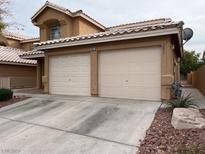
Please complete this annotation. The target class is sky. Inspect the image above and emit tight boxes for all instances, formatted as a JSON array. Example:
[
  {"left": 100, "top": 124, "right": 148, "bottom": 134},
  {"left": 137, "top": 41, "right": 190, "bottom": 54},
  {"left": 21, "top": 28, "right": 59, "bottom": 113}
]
[{"left": 6, "top": 0, "right": 205, "bottom": 56}]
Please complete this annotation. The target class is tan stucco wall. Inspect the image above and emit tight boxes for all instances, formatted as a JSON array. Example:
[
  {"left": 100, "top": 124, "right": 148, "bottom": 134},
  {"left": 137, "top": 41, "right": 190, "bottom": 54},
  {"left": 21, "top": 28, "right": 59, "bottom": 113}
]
[
  {"left": 0, "top": 64, "right": 37, "bottom": 77},
  {"left": 0, "top": 36, "right": 39, "bottom": 51},
  {"left": 33, "top": 8, "right": 104, "bottom": 41},
  {"left": 72, "top": 18, "right": 80, "bottom": 36},
  {"left": 0, "top": 37, "right": 21, "bottom": 49},
  {"left": 36, "top": 59, "right": 44, "bottom": 89},
  {"left": 42, "top": 36, "right": 179, "bottom": 100},
  {"left": 35, "top": 8, "right": 73, "bottom": 41},
  {"left": 20, "top": 40, "right": 39, "bottom": 51},
  {"left": 10, "top": 77, "right": 36, "bottom": 89},
  {"left": 78, "top": 17, "right": 103, "bottom": 36},
  {"left": 6, "top": 38, "right": 21, "bottom": 49},
  {"left": 0, "top": 64, "right": 37, "bottom": 88}
]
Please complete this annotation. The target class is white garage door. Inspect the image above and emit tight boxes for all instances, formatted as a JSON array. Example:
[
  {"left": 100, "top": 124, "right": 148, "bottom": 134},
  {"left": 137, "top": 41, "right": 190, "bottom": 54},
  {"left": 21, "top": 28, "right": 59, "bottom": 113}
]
[
  {"left": 99, "top": 47, "right": 161, "bottom": 101},
  {"left": 49, "top": 53, "right": 90, "bottom": 96}
]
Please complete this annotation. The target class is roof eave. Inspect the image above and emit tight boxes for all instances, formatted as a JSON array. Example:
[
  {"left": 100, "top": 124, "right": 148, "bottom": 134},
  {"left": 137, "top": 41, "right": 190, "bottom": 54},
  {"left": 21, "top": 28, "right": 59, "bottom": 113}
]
[
  {"left": 0, "top": 61, "right": 37, "bottom": 66},
  {"left": 4, "top": 35, "right": 24, "bottom": 41},
  {"left": 31, "top": 3, "right": 105, "bottom": 30},
  {"left": 20, "top": 38, "right": 40, "bottom": 43},
  {"left": 31, "top": 3, "right": 72, "bottom": 22},
  {"left": 20, "top": 53, "right": 45, "bottom": 59},
  {"left": 35, "top": 28, "right": 180, "bottom": 50}
]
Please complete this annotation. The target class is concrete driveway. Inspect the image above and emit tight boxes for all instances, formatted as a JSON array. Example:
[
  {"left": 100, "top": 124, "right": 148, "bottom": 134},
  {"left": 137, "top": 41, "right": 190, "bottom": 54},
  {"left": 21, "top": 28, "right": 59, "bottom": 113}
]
[
  {"left": 182, "top": 88, "right": 205, "bottom": 109},
  {"left": 0, "top": 95, "right": 161, "bottom": 154}
]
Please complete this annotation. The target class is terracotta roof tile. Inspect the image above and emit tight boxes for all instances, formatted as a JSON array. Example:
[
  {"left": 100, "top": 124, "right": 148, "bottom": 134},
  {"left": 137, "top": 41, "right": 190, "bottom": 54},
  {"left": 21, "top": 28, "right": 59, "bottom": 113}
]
[
  {"left": 32, "top": 1, "right": 105, "bottom": 29},
  {"left": 0, "top": 46, "right": 37, "bottom": 65},
  {"left": 107, "top": 18, "right": 172, "bottom": 30},
  {"left": 3, "top": 31, "right": 34, "bottom": 41},
  {"left": 44, "top": 1, "right": 73, "bottom": 14},
  {"left": 35, "top": 19, "right": 183, "bottom": 47},
  {"left": 19, "top": 50, "right": 44, "bottom": 58}
]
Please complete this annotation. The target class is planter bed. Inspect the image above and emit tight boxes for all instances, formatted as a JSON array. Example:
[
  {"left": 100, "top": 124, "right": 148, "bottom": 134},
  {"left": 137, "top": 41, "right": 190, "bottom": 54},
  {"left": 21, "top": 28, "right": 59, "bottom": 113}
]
[{"left": 139, "top": 108, "right": 205, "bottom": 154}]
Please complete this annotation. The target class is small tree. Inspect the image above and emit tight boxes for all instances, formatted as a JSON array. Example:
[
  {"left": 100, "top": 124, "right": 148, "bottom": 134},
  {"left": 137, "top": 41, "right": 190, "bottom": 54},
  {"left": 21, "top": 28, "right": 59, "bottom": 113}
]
[
  {"left": 0, "top": 0, "right": 9, "bottom": 35},
  {"left": 180, "top": 50, "right": 205, "bottom": 78},
  {"left": 0, "top": 0, "right": 24, "bottom": 37}
]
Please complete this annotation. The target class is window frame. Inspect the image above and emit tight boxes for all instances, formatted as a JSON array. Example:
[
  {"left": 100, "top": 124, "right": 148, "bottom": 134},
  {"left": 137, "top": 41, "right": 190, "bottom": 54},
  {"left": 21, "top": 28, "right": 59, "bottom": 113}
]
[{"left": 50, "top": 23, "right": 61, "bottom": 40}]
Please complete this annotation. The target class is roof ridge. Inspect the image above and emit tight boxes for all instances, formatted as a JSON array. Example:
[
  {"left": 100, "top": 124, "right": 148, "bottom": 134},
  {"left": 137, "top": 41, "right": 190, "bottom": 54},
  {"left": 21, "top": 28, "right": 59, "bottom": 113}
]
[
  {"left": 108, "top": 21, "right": 178, "bottom": 32},
  {"left": 107, "top": 18, "right": 172, "bottom": 29},
  {"left": 35, "top": 20, "right": 181, "bottom": 47},
  {"left": 0, "top": 45, "right": 24, "bottom": 52},
  {"left": 3, "top": 31, "right": 35, "bottom": 40},
  {"left": 32, "top": 1, "right": 105, "bottom": 29},
  {"left": 45, "top": 1, "right": 72, "bottom": 14}
]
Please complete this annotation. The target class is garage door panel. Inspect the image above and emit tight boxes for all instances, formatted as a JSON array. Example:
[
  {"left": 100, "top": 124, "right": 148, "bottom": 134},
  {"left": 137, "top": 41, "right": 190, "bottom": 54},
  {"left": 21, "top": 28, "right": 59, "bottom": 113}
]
[
  {"left": 100, "top": 73, "right": 160, "bottom": 85},
  {"left": 100, "top": 87, "right": 160, "bottom": 100},
  {"left": 101, "top": 62, "right": 160, "bottom": 73},
  {"left": 49, "top": 53, "right": 90, "bottom": 96},
  {"left": 99, "top": 47, "right": 161, "bottom": 100},
  {"left": 50, "top": 87, "right": 90, "bottom": 95},
  {"left": 51, "top": 66, "right": 90, "bottom": 72}
]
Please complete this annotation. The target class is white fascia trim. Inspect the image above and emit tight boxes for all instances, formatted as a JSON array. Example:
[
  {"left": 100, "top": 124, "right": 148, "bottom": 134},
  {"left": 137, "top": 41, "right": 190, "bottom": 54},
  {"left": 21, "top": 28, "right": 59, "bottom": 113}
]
[
  {"left": 20, "top": 38, "right": 40, "bottom": 43},
  {"left": 36, "top": 28, "right": 180, "bottom": 50},
  {"left": 20, "top": 53, "right": 45, "bottom": 59},
  {"left": 0, "top": 61, "right": 37, "bottom": 66},
  {"left": 4, "top": 35, "right": 23, "bottom": 41}
]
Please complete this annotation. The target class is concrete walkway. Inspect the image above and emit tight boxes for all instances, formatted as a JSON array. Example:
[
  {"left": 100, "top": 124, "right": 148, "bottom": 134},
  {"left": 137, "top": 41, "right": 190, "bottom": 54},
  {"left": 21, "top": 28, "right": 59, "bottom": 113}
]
[
  {"left": 182, "top": 88, "right": 205, "bottom": 109},
  {"left": 0, "top": 95, "right": 161, "bottom": 154}
]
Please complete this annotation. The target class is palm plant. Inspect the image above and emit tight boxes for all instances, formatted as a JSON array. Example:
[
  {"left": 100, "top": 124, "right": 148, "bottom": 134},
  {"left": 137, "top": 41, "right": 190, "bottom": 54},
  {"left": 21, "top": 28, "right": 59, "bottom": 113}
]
[{"left": 167, "top": 94, "right": 198, "bottom": 110}]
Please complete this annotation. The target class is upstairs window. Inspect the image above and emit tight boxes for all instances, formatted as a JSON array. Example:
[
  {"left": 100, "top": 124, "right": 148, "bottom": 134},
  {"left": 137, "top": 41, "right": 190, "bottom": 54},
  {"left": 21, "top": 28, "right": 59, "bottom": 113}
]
[{"left": 50, "top": 23, "right": 61, "bottom": 40}]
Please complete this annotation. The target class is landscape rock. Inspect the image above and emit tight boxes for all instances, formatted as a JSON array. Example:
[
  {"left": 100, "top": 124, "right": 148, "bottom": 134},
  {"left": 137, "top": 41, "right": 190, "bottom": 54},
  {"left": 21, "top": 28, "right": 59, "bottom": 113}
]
[{"left": 171, "top": 108, "right": 205, "bottom": 129}]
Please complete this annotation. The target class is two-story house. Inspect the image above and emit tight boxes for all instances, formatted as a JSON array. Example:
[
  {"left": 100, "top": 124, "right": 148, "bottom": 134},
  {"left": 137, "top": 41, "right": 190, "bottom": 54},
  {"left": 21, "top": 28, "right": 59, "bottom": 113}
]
[
  {"left": 0, "top": 32, "right": 39, "bottom": 89},
  {"left": 21, "top": 1, "right": 184, "bottom": 100}
]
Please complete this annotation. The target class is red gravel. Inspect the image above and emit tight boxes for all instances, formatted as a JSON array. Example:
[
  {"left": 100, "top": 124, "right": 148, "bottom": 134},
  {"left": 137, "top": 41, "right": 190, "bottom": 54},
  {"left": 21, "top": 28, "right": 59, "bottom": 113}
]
[
  {"left": 0, "top": 96, "right": 29, "bottom": 108},
  {"left": 138, "top": 108, "right": 205, "bottom": 154}
]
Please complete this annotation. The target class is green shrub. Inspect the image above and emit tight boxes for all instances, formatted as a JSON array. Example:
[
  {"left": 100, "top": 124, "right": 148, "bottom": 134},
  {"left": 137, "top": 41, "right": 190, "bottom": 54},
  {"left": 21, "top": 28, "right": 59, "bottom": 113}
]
[
  {"left": 0, "top": 88, "right": 13, "bottom": 101},
  {"left": 167, "top": 94, "right": 198, "bottom": 110}
]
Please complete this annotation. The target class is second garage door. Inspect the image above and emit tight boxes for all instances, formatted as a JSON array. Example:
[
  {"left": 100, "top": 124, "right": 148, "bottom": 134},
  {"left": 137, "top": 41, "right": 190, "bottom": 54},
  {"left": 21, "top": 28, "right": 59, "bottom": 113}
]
[
  {"left": 99, "top": 47, "right": 161, "bottom": 101},
  {"left": 49, "top": 53, "right": 90, "bottom": 96}
]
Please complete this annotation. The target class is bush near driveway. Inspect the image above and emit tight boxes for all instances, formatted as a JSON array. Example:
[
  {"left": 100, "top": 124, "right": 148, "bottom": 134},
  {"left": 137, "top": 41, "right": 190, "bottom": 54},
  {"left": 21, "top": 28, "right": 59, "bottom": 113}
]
[
  {"left": 0, "top": 88, "right": 13, "bottom": 101},
  {"left": 167, "top": 94, "right": 198, "bottom": 110}
]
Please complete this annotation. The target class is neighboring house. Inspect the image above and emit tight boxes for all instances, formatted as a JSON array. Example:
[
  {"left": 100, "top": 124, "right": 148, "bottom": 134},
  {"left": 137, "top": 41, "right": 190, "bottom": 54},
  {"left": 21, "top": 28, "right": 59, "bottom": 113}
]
[
  {"left": 0, "top": 31, "right": 40, "bottom": 50},
  {"left": 0, "top": 32, "right": 38, "bottom": 89},
  {"left": 21, "top": 1, "right": 184, "bottom": 100}
]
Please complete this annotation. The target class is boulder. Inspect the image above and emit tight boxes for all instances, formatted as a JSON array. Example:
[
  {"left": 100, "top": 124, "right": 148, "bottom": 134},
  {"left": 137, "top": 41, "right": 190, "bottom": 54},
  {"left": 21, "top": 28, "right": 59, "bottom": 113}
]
[{"left": 171, "top": 108, "right": 205, "bottom": 129}]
